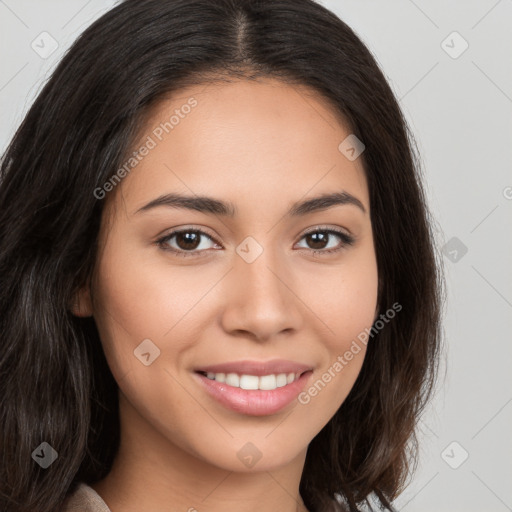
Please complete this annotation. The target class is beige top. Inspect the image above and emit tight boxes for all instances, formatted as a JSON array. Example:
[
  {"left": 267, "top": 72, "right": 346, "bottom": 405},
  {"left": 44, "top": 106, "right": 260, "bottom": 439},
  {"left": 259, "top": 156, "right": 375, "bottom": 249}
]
[{"left": 63, "top": 482, "right": 111, "bottom": 512}]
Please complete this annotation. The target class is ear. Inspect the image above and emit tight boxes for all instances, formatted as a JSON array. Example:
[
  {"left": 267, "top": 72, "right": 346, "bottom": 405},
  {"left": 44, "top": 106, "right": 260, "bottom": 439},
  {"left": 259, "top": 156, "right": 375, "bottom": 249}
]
[{"left": 70, "top": 285, "right": 93, "bottom": 317}]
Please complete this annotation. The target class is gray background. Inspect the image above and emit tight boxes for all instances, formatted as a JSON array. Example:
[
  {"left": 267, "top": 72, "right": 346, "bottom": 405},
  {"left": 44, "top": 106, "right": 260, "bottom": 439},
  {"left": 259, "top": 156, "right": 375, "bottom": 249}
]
[{"left": 1, "top": 1, "right": 511, "bottom": 511}]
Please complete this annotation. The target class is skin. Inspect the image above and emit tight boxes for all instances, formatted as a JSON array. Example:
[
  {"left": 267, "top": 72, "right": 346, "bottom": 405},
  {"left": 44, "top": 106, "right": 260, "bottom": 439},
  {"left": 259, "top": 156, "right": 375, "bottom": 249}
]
[{"left": 73, "top": 78, "right": 379, "bottom": 512}]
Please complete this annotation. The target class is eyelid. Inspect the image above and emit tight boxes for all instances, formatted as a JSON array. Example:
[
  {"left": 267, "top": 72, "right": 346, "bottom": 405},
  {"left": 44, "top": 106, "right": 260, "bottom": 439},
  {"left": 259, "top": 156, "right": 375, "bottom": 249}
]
[
  {"left": 155, "top": 225, "right": 219, "bottom": 245},
  {"left": 301, "top": 224, "right": 352, "bottom": 238}
]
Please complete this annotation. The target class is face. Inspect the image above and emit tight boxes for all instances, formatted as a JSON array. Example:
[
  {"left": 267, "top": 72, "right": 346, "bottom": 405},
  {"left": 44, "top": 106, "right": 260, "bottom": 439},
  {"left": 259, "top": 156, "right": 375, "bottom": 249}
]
[{"left": 77, "top": 78, "right": 378, "bottom": 474}]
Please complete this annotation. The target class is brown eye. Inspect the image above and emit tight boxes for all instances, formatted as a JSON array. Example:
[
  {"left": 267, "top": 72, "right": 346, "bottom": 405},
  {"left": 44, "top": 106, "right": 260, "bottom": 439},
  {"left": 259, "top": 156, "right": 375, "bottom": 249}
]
[
  {"left": 174, "top": 231, "right": 202, "bottom": 251},
  {"left": 296, "top": 228, "right": 355, "bottom": 255},
  {"left": 157, "top": 228, "right": 220, "bottom": 257}
]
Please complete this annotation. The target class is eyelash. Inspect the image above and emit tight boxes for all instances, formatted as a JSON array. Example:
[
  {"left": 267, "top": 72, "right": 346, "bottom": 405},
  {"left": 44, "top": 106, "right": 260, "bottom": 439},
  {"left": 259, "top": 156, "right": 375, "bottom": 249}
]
[{"left": 155, "top": 226, "right": 355, "bottom": 258}]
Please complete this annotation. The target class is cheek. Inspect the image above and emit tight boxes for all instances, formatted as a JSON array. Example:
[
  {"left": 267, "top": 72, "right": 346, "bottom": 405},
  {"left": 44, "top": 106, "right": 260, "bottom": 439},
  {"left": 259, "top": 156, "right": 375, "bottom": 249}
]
[
  {"left": 296, "top": 251, "right": 378, "bottom": 411},
  {"left": 305, "top": 251, "right": 379, "bottom": 349},
  {"left": 91, "top": 240, "right": 219, "bottom": 382},
  {"left": 93, "top": 245, "right": 187, "bottom": 340},
  {"left": 90, "top": 242, "right": 171, "bottom": 381},
  {"left": 330, "top": 271, "right": 378, "bottom": 343}
]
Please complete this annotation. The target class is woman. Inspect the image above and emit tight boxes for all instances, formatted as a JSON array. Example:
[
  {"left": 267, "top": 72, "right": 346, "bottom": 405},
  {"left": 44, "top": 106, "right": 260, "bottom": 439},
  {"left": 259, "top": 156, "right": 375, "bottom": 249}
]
[{"left": 0, "top": 0, "right": 444, "bottom": 511}]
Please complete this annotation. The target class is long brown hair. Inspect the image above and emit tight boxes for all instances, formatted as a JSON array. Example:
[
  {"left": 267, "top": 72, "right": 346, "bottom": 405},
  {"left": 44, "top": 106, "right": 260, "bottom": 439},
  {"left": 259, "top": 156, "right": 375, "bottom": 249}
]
[{"left": 0, "top": 1, "right": 444, "bottom": 510}]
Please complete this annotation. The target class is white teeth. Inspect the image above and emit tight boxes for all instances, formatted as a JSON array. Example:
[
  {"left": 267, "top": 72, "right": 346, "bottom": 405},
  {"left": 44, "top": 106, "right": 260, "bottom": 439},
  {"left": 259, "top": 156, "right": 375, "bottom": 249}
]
[
  {"left": 239, "top": 374, "right": 259, "bottom": 390},
  {"left": 202, "top": 371, "right": 301, "bottom": 390},
  {"left": 259, "top": 374, "right": 276, "bottom": 390},
  {"left": 225, "top": 373, "right": 240, "bottom": 387},
  {"left": 276, "top": 374, "right": 288, "bottom": 387},
  {"left": 207, "top": 371, "right": 226, "bottom": 383}
]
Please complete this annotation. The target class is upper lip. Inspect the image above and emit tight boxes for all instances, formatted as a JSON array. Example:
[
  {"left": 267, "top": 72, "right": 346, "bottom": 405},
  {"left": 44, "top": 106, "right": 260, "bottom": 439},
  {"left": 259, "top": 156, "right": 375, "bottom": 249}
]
[{"left": 194, "top": 359, "right": 313, "bottom": 376}]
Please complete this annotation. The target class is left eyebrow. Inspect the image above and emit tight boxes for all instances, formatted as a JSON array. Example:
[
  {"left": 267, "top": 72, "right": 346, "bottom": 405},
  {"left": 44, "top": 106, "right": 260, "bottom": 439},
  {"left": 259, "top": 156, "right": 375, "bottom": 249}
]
[
  {"left": 134, "top": 191, "right": 366, "bottom": 217},
  {"left": 287, "top": 191, "right": 366, "bottom": 216}
]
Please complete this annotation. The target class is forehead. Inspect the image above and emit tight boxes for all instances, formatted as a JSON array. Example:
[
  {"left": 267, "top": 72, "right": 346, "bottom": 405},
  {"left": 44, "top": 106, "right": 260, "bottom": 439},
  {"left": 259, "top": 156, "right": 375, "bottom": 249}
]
[{"left": 113, "top": 78, "right": 369, "bottom": 217}]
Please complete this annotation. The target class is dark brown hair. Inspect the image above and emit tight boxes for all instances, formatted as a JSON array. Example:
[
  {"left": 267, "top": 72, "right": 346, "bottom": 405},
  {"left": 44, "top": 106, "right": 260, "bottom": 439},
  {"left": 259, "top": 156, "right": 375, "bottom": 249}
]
[{"left": 0, "top": 1, "right": 444, "bottom": 511}]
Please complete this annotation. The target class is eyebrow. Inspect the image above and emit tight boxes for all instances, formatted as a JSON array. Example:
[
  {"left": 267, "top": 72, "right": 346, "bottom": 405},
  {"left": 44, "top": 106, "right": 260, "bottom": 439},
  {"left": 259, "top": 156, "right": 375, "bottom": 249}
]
[{"left": 134, "top": 191, "right": 366, "bottom": 217}]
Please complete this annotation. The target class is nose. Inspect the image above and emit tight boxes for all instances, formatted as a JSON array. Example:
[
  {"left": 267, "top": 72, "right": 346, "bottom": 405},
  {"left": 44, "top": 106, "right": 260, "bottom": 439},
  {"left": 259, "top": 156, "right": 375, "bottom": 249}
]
[{"left": 219, "top": 246, "right": 304, "bottom": 342}]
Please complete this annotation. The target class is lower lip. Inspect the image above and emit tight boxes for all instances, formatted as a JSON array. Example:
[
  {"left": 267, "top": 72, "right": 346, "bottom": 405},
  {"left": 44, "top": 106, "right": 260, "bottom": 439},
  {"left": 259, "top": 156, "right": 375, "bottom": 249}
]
[{"left": 193, "top": 371, "right": 313, "bottom": 416}]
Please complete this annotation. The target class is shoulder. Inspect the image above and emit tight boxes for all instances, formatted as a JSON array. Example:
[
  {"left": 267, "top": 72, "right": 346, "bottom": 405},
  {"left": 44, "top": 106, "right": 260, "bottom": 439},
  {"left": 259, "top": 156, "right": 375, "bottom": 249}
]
[{"left": 62, "top": 482, "right": 111, "bottom": 512}]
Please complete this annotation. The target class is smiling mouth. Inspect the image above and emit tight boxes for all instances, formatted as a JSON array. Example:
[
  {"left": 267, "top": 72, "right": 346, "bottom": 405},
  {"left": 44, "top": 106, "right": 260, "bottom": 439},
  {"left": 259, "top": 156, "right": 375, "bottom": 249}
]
[{"left": 195, "top": 370, "right": 311, "bottom": 391}]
